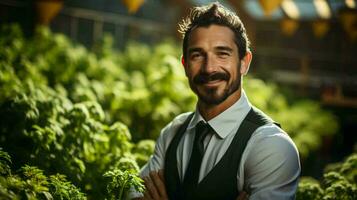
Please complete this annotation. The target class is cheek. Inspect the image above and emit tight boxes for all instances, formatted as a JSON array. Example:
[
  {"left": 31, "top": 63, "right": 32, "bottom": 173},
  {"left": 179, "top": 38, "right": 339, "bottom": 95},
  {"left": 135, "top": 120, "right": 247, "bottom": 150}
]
[
  {"left": 226, "top": 61, "right": 240, "bottom": 76},
  {"left": 236, "top": 62, "right": 241, "bottom": 76},
  {"left": 184, "top": 68, "right": 196, "bottom": 81},
  {"left": 185, "top": 64, "right": 200, "bottom": 77}
]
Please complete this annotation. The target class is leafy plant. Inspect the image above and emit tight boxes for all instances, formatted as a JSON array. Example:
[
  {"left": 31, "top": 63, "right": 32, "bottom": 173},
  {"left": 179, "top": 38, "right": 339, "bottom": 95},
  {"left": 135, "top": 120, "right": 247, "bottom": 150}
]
[
  {"left": 296, "top": 153, "right": 357, "bottom": 200},
  {"left": 104, "top": 157, "right": 144, "bottom": 200},
  {"left": 0, "top": 24, "right": 145, "bottom": 199},
  {"left": 132, "top": 140, "right": 155, "bottom": 167},
  {"left": 0, "top": 149, "right": 86, "bottom": 200},
  {"left": 297, "top": 177, "right": 324, "bottom": 200}
]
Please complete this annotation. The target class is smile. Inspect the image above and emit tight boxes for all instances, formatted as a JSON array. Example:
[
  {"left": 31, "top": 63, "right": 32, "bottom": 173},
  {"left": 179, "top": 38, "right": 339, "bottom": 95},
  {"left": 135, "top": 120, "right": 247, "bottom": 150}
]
[{"left": 202, "top": 79, "right": 225, "bottom": 87}]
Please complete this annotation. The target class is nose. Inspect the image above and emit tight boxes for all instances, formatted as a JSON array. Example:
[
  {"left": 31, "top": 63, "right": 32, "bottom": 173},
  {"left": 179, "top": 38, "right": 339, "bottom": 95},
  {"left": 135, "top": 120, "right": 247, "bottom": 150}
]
[{"left": 202, "top": 53, "right": 218, "bottom": 74}]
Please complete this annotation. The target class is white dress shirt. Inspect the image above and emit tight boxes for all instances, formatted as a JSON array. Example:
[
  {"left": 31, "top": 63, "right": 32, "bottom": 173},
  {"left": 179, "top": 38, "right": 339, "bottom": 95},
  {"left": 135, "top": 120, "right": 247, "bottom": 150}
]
[{"left": 129, "top": 90, "right": 301, "bottom": 200}]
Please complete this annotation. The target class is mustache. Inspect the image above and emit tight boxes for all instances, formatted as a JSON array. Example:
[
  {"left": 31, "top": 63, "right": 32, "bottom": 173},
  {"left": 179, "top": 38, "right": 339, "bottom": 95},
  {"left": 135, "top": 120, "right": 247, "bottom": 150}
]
[{"left": 193, "top": 72, "right": 230, "bottom": 84}]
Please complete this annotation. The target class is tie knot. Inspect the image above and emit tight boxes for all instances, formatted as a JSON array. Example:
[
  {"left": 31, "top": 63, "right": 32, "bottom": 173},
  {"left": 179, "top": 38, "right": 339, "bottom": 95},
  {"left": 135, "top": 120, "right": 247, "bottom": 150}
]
[{"left": 195, "top": 121, "right": 212, "bottom": 142}]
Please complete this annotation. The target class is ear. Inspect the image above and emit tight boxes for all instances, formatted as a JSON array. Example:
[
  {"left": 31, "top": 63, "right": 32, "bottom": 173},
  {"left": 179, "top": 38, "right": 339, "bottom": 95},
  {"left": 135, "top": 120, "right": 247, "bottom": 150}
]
[
  {"left": 181, "top": 55, "right": 185, "bottom": 67},
  {"left": 240, "top": 51, "right": 252, "bottom": 75},
  {"left": 181, "top": 55, "right": 189, "bottom": 76}
]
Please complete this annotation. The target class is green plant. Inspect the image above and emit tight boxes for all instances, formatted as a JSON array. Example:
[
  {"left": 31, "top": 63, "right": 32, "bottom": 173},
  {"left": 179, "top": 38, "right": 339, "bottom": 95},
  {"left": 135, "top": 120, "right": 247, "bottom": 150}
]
[
  {"left": 0, "top": 149, "right": 86, "bottom": 200},
  {"left": 0, "top": 24, "right": 144, "bottom": 198},
  {"left": 132, "top": 140, "right": 155, "bottom": 167},
  {"left": 104, "top": 157, "right": 144, "bottom": 200},
  {"left": 296, "top": 153, "right": 357, "bottom": 200},
  {"left": 297, "top": 177, "right": 324, "bottom": 200},
  {"left": 243, "top": 77, "right": 338, "bottom": 158}
]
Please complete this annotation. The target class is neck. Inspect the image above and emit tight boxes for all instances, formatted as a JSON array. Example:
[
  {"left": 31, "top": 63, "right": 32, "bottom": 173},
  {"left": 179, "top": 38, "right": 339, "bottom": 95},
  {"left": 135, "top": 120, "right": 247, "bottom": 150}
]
[{"left": 198, "top": 88, "right": 242, "bottom": 121}]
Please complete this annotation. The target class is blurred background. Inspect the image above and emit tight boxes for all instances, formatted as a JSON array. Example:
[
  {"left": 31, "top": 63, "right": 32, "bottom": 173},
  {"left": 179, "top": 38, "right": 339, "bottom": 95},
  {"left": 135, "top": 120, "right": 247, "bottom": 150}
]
[{"left": 0, "top": 0, "right": 356, "bottom": 199}]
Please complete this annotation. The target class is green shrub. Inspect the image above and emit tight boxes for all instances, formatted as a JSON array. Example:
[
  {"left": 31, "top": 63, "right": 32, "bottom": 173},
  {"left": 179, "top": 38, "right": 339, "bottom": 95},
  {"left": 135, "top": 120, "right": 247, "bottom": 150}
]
[
  {"left": 0, "top": 149, "right": 86, "bottom": 200},
  {"left": 297, "top": 153, "right": 357, "bottom": 200}
]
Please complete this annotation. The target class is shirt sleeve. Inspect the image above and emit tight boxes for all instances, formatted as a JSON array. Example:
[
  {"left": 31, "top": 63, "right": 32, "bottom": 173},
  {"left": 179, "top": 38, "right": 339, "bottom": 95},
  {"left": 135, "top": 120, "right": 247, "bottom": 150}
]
[{"left": 243, "top": 125, "right": 301, "bottom": 200}]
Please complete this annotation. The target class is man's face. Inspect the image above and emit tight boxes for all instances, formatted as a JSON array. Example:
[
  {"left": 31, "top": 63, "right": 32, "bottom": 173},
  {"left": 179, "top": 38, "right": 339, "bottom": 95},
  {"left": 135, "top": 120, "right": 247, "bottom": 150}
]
[{"left": 185, "top": 25, "right": 241, "bottom": 105}]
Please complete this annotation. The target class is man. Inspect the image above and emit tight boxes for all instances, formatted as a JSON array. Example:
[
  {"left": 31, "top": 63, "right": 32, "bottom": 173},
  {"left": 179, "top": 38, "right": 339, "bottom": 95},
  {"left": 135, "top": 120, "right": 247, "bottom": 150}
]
[{"left": 130, "top": 3, "right": 300, "bottom": 200}]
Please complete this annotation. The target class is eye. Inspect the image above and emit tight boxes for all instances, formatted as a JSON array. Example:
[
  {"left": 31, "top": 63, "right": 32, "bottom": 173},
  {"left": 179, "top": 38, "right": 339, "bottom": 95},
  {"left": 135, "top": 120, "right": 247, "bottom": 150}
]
[
  {"left": 190, "top": 52, "right": 203, "bottom": 60},
  {"left": 217, "top": 51, "right": 230, "bottom": 58}
]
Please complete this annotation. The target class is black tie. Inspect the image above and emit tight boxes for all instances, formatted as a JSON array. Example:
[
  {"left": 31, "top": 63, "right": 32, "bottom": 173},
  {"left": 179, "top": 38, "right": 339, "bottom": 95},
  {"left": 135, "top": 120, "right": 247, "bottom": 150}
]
[{"left": 182, "top": 121, "right": 212, "bottom": 197}]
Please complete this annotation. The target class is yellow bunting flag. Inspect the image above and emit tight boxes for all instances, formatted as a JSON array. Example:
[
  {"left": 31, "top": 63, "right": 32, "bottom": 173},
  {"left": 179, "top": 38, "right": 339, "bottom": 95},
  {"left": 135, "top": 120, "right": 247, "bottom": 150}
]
[
  {"left": 339, "top": 9, "right": 357, "bottom": 41},
  {"left": 122, "top": 0, "right": 145, "bottom": 14},
  {"left": 312, "top": 20, "right": 330, "bottom": 39},
  {"left": 258, "top": 0, "right": 283, "bottom": 16},
  {"left": 35, "top": 0, "right": 64, "bottom": 25},
  {"left": 281, "top": 18, "right": 299, "bottom": 36}
]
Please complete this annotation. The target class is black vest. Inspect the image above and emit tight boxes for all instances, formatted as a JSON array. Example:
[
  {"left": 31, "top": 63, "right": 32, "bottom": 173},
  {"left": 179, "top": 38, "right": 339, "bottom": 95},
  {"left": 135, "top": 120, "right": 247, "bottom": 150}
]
[{"left": 164, "top": 107, "right": 279, "bottom": 200}]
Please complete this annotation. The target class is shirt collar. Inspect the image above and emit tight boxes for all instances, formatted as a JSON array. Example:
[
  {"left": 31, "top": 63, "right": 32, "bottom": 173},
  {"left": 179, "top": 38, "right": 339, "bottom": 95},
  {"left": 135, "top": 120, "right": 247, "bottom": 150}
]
[{"left": 187, "top": 90, "right": 252, "bottom": 139}]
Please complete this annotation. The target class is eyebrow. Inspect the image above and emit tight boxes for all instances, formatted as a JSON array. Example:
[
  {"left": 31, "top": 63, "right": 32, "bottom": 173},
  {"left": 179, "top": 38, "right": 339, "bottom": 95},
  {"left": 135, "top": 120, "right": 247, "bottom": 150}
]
[
  {"left": 188, "top": 47, "right": 203, "bottom": 54},
  {"left": 215, "top": 46, "right": 233, "bottom": 52},
  {"left": 188, "top": 46, "right": 233, "bottom": 54}
]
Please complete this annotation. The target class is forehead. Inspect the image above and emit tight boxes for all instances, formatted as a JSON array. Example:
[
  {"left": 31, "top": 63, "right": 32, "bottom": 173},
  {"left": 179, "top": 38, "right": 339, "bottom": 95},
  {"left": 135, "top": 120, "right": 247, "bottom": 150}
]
[{"left": 187, "top": 24, "right": 237, "bottom": 50}]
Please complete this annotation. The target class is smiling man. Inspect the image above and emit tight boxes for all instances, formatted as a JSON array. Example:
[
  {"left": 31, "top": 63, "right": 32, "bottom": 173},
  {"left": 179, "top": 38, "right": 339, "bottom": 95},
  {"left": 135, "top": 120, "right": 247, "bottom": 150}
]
[{"left": 130, "top": 3, "right": 300, "bottom": 200}]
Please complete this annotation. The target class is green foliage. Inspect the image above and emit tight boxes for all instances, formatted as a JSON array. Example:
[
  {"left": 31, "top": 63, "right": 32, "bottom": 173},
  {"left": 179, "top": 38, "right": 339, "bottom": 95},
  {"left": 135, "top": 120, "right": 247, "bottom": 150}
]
[
  {"left": 0, "top": 23, "right": 343, "bottom": 198},
  {"left": 0, "top": 24, "right": 196, "bottom": 141},
  {"left": 297, "top": 177, "right": 324, "bottom": 200},
  {"left": 0, "top": 150, "right": 12, "bottom": 176},
  {"left": 132, "top": 140, "right": 155, "bottom": 167},
  {"left": 104, "top": 157, "right": 144, "bottom": 200},
  {"left": 328, "top": 153, "right": 357, "bottom": 184},
  {"left": 96, "top": 38, "right": 196, "bottom": 140},
  {"left": 0, "top": 149, "right": 86, "bottom": 200},
  {"left": 0, "top": 24, "right": 147, "bottom": 199},
  {"left": 323, "top": 172, "right": 356, "bottom": 200},
  {"left": 296, "top": 153, "right": 357, "bottom": 200},
  {"left": 49, "top": 174, "right": 87, "bottom": 200},
  {"left": 0, "top": 75, "right": 133, "bottom": 198},
  {"left": 243, "top": 77, "right": 338, "bottom": 158}
]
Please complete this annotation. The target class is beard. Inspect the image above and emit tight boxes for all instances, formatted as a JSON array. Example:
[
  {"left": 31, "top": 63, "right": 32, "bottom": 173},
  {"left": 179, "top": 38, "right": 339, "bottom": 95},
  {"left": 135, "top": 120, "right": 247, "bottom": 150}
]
[{"left": 189, "top": 67, "right": 241, "bottom": 105}]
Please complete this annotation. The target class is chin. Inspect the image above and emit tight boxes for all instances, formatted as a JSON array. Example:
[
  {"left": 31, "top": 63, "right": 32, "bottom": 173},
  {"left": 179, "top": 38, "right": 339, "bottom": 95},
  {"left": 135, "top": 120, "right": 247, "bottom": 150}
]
[{"left": 198, "top": 91, "right": 229, "bottom": 105}]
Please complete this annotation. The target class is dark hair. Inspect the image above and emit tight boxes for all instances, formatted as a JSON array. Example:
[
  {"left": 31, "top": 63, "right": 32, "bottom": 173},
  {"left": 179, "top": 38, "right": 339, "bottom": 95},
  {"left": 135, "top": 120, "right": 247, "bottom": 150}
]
[{"left": 179, "top": 2, "right": 250, "bottom": 60}]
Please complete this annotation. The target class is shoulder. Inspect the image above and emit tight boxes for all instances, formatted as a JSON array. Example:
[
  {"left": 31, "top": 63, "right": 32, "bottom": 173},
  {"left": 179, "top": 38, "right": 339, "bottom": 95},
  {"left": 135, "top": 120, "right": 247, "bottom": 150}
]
[
  {"left": 157, "top": 112, "right": 193, "bottom": 149},
  {"left": 244, "top": 123, "right": 300, "bottom": 174},
  {"left": 247, "top": 106, "right": 278, "bottom": 127},
  {"left": 244, "top": 106, "right": 294, "bottom": 153},
  {"left": 170, "top": 112, "right": 194, "bottom": 128},
  {"left": 250, "top": 123, "right": 299, "bottom": 156}
]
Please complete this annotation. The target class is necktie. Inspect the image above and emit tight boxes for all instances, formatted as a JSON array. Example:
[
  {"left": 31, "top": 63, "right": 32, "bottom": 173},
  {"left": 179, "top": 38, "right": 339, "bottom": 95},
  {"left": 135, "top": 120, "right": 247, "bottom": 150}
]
[{"left": 182, "top": 121, "right": 212, "bottom": 197}]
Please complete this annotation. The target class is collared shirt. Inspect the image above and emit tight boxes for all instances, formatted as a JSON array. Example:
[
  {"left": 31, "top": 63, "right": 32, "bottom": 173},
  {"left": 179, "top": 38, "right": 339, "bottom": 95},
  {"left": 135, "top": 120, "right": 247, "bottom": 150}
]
[{"left": 129, "top": 90, "right": 301, "bottom": 200}]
